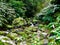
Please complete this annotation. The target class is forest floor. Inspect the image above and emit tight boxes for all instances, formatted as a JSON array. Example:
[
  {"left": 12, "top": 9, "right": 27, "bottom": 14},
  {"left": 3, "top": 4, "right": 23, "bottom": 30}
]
[{"left": 0, "top": 22, "right": 50, "bottom": 45}]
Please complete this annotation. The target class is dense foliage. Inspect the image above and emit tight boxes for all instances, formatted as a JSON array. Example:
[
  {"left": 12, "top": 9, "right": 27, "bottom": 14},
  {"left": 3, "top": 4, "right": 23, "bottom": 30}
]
[{"left": 0, "top": 0, "right": 60, "bottom": 45}]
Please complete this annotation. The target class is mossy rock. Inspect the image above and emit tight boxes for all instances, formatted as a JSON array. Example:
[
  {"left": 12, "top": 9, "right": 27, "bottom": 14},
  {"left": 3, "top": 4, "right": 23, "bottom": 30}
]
[{"left": 12, "top": 17, "right": 26, "bottom": 27}]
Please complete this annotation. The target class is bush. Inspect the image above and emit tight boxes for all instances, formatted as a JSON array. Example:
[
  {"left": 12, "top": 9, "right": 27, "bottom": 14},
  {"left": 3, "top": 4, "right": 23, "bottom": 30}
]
[
  {"left": 0, "top": 2, "right": 16, "bottom": 28},
  {"left": 9, "top": 0, "right": 26, "bottom": 17},
  {"left": 36, "top": 4, "right": 59, "bottom": 24}
]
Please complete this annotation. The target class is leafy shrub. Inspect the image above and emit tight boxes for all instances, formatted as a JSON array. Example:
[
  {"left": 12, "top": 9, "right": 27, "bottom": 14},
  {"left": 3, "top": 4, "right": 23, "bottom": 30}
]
[
  {"left": 46, "top": 22, "right": 60, "bottom": 30},
  {"left": 9, "top": 0, "right": 26, "bottom": 17},
  {"left": 48, "top": 26, "right": 60, "bottom": 45},
  {"left": 36, "top": 4, "right": 59, "bottom": 24},
  {"left": 0, "top": 2, "right": 17, "bottom": 28},
  {"left": 9, "top": 0, "right": 45, "bottom": 17}
]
